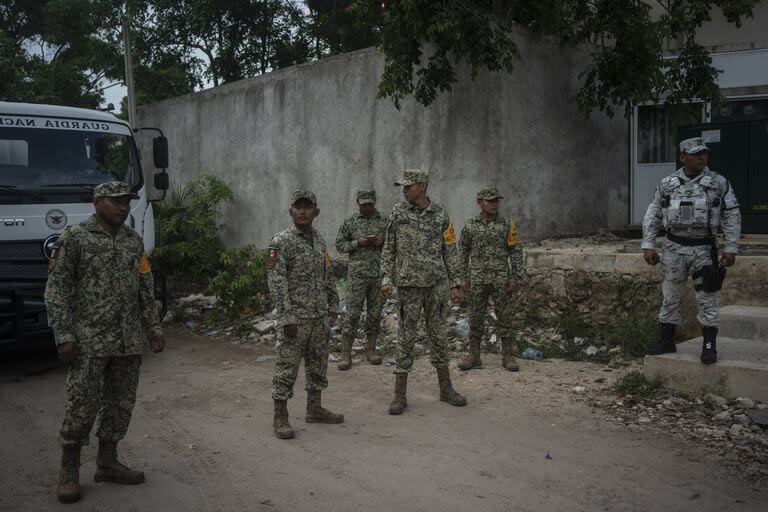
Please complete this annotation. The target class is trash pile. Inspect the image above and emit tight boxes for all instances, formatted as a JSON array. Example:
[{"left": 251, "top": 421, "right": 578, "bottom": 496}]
[{"left": 168, "top": 280, "right": 633, "bottom": 368}]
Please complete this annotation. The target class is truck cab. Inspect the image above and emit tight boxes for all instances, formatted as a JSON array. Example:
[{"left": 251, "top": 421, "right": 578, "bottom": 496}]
[{"left": 0, "top": 102, "right": 168, "bottom": 349}]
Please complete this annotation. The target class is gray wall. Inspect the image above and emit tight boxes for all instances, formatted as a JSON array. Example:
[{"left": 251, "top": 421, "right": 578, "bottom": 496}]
[{"left": 137, "top": 37, "right": 629, "bottom": 253}]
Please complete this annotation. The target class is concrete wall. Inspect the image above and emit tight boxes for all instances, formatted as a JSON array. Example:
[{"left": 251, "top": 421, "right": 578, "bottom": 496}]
[{"left": 137, "top": 36, "right": 629, "bottom": 252}]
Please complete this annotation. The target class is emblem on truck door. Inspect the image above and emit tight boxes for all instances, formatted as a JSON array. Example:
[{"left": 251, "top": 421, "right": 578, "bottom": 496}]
[{"left": 45, "top": 209, "right": 67, "bottom": 230}]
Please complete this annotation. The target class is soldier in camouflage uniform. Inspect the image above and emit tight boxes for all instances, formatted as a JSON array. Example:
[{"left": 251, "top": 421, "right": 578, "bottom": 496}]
[
  {"left": 380, "top": 169, "right": 467, "bottom": 415},
  {"left": 267, "top": 190, "right": 344, "bottom": 439},
  {"left": 45, "top": 181, "right": 165, "bottom": 504},
  {"left": 335, "top": 189, "right": 388, "bottom": 370},
  {"left": 642, "top": 137, "right": 741, "bottom": 364},
  {"left": 458, "top": 187, "right": 524, "bottom": 372}
]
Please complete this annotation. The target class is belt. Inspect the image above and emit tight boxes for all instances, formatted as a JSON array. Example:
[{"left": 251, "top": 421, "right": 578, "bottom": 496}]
[{"left": 666, "top": 233, "right": 715, "bottom": 246}]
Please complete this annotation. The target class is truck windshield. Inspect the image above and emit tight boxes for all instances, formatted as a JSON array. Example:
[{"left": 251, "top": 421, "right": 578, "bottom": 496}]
[{"left": 0, "top": 126, "right": 141, "bottom": 204}]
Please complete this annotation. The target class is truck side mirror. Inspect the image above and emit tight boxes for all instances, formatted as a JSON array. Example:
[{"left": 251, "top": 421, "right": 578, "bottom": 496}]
[
  {"left": 154, "top": 172, "right": 169, "bottom": 191},
  {"left": 153, "top": 136, "right": 168, "bottom": 169}
]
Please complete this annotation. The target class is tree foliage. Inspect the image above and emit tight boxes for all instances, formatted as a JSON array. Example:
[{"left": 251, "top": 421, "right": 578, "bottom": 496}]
[{"left": 364, "top": 0, "right": 762, "bottom": 117}]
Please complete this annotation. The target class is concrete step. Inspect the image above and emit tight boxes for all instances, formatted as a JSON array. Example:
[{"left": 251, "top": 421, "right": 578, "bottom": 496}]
[
  {"left": 644, "top": 337, "right": 768, "bottom": 402},
  {"left": 720, "top": 305, "right": 768, "bottom": 341}
]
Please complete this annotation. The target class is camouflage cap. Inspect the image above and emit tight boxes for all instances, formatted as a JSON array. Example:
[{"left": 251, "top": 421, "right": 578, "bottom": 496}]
[
  {"left": 394, "top": 168, "right": 429, "bottom": 186},
  {"left": 477, "top": 187, "right": 503, "bottom": 200},
  {"left": 680, "top": 137, "right": 709, "bottom": 154},
  {"left": 356, "top": 188, "right": 376, "bottom": 204},
  {"left": 92, "top": 181, "right": 139, "bottom": 200},
  {"left": 290, "top": 189, "right": 317, "bottom": 206}
]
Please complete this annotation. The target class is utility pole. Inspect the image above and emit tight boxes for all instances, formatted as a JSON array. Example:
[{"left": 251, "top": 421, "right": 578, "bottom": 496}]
[{"left": 122, "top": 17, "right": 136, "bottom": 128}]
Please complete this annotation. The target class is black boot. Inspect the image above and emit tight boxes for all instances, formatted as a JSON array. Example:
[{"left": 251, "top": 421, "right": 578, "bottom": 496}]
[
  {"left": 701, "top": 326, "right": 718, "bottom": 365},
  {"left": 645, "top": 323, "right": 677, "bottom": 355}
]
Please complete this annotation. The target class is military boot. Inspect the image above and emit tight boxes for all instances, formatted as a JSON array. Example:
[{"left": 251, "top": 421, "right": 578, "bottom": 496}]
[
  {"left": 57, "top": 445, "right": 81, "bottom": 504},
  {"left": 337, "top": 337, "right": 353, "bottom": 371},
  {"left": 645, "top": 323, "right": 677, "bottom": 355},
  {"left": 457, "top": 339, "right": 482, "bottom": 370},
  {"left": 273, "top": 399, "right": 295, "bottom": 439},
  {"left": 305, "top": 391, "right": 344, "bottom": 423},
  {"left": 388, "top": 374, "right": 408, "bottom": 415},
  {"left": 501, "top": 339, "right": 520, "bottom": 371},
  {"left": 436, "top": 367, "right": 467, "bottom": 406},
  {"left": 365, "top": 335, "right": 382, "bottom": 365},
  {"left": 94, "top": 440, "right": 145, "bottom": 485},
  {"left": 701, "top": 326, "right": 718, "bottom": 365}
]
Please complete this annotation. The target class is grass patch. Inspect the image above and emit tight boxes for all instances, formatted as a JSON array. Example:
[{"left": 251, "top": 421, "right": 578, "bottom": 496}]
[
  {"left": 614, "top": 371, "right": 664, "bottom": 398},
  {"left": 603, "top": 308, "right": 657, "bottom": 358},
  {"left": 552, "top": 308, "right": 590, "bottom": 340}
]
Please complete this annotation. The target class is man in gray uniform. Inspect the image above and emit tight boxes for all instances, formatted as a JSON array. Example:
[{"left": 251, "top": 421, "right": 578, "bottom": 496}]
[{"left": 642, "top": 137, "right": 741, "bottom": 364}]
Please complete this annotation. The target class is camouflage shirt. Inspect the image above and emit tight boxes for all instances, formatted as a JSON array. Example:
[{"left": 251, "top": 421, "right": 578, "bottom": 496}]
[
  {"left": 380, "top": 199, "right": 461, "bottom": 288},
  {"left": 459, "top": 215, "right": 524, "bottom": 284},
  {"left": 642, "top": 167, "right": 741, "bottom": 253},
  {"left": 267, "top": 225, "right": 340, "bottom": 326},
  {"left": 335, "top": 211, "right": 388, "bottom": 280},
  {"left": 44, "top": 215, "right": 162, "bottom": 356}
]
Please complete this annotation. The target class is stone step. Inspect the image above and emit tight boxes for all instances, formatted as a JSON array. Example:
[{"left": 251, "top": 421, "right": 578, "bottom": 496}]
[
  {"left": 644, "top": 337, "right": 768, "bottom": 403},
  {"left": 720, "top": 305, "right": 768, "bottom": 341}
]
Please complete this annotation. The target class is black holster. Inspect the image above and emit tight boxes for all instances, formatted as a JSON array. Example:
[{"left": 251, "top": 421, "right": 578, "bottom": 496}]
[{"left": 693, "top": 246, "right": 726, "bottom": 293}]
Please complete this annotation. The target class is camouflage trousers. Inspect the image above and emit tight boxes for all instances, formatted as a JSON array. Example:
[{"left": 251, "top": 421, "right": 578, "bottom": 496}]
[
  {"left": 659, "top": 242, "right": 719, "bottom": 327},
  {"left": 394, "top": 286, "right": 449, "bottom": 374},
  {"left": 272, "top": 317, "right": 330, "bottom": 401},
  {"left": 342, "top": 276, "right": 384, "bottom": 344},
  {"left": 468, "top": 282, "right": 515, "bottom": 342},
  {"left": 60, "top": 355, "right": 142, "bottom": 447}
]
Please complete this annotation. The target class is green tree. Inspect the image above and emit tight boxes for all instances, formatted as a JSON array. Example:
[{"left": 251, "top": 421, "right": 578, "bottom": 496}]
[
  {"left": 359, "top": 0, "right": 761, "bottom": 117},
  {"left": 147, "top": 0, "right": 312, "bottom": 87},
  {"left": 303, "top": 0, "right": 379, "bottom": 58},
  {"left": 0, "top": 0, "right": 124, "bottom": 107}
]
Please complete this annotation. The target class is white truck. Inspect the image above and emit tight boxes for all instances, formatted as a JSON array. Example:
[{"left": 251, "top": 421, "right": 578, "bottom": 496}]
[{"left": 0, "top": 101, "right": 169, "bottom": 349}]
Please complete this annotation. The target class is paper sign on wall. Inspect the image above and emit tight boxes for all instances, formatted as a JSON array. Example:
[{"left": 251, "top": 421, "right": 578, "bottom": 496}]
[{"left": 701, "top": 129, "right": 721, "bottom": 143}]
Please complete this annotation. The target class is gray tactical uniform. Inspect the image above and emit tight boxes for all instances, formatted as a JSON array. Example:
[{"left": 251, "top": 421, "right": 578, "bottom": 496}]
[{"left": 642, "top": 167, "right": 741, "bottom": 327}]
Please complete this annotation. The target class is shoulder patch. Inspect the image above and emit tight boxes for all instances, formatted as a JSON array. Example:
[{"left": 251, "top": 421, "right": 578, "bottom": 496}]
[
  {"left": 506, "top": 223, "right": 521, "bottom": 246},
  {"left": 443, "top": 219, "right": 457, "bottom": 245},
  {"left": 138, "top": 253, "right": 152, "bottom": 273},
  {"left": 266, "top": 247, "right": 278, "bottom": 270},
  {"left": 324, "top": 250, "right": 332, "bottom": 271}
]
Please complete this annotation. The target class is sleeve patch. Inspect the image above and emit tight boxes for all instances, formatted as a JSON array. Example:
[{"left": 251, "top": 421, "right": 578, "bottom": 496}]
[
  {"left": 443, "top": 219, "right": 457, "bottom": 245},
  {"left": 138, "top": 254, "right": 152, "bottom": 273},
  {"left": 324, "top": 250, "right": 332, "bottom": 271},
  {"left": 506, "top": 223, "right": 521, "bottom": 246},
  {"left": 266, "top": 247, "right": 278, "bottom": 270},
  {"left": 48, "top": 247, "right": 58, "bottom": 271}
]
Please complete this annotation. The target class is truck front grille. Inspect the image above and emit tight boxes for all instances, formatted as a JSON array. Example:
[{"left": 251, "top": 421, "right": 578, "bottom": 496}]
[{"left": 0, "top": 241, "right": 48, "bottom": 281}]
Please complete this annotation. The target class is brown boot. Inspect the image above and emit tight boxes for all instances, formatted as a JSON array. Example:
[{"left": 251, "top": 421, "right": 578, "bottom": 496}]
[
  {"left": 337, "top": 337, "right": 352, "bottom": 371},
  {"left": 273, "top": 399, "right": 295, "bottom": 439},
  {"left": 94, "top": 440, "right": 145, "bottom": 485},
  {"left": 305, "top": 391, "right": 344, "bottom": 423},
  {"left": 436, "top": 367, "right": 467, "bottom": 406},
  {"left": 457, "top": 339, "right": 482, "bottom": 370},
  {"left": 501, "top": 339, "right": 520, "bottom": 371},
  {"left": 57, "top": 445, "right": 81, "bottom": 504},
  {"left": 365, "top": 335, "right": 382, "bottom": 365},
  {"left": 388, "top": 373, "right": 408, "bottom": 415}
]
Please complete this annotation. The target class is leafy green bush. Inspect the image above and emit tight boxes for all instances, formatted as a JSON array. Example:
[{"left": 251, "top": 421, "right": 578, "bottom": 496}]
[
  {"left": 208, "top": 245, "right": 269, "bottom": 320},
  {"left": 153, "top": 175, "right": 234, "bottom": 279}
]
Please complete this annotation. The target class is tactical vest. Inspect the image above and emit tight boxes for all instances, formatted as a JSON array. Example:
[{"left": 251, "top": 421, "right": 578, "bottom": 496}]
[{"left": 661, "top": 174, "right": 722, "bottom": 236}]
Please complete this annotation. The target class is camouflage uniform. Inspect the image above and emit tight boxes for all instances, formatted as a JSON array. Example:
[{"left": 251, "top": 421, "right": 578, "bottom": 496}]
[
  {"left": 458, "top": 187, "right": 524, "bottom": 370},
  {"left": 335, "top": 189, "right": 388, "bottom": 366},
  {"left": 642, "top": 137, "right": 741, "bottom": 363},
  {"left": 45, "top": 184, "right": 161, "bottom": 448},
  {"left": 380, "top": 171, "right": 462, "bottom": 374},
  {"left": 267, "top": 205, "right": 340, "bottom": 401}
]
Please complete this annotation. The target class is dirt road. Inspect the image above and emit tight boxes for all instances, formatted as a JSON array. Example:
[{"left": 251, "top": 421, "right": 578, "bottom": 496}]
[{"left": 1, "top": 327, "right": 765, "bottom": 511}]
